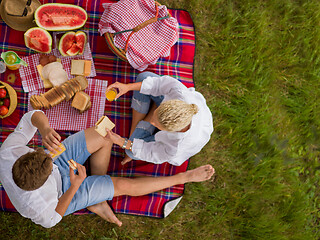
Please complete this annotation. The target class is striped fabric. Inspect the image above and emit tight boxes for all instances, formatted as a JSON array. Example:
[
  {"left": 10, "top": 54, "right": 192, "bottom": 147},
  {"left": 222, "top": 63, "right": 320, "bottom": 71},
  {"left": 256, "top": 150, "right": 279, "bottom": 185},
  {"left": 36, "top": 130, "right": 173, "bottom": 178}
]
[
  {"left": 99, "top": 0, "right": 179, "bottom": 71},
  {"left": 0, "top": 0, "right": 195, "bottom": 219}
]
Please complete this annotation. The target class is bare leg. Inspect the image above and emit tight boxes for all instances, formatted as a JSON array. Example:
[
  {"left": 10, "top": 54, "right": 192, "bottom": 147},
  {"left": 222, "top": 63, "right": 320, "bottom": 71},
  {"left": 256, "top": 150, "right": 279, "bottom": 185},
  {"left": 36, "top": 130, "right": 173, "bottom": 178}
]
[
  {"left": 129, "top": 109, "right": 146, "bottom": 137},
  {"left": 83, "top": 127, "right": 122, "bottom": 226},
  {"left": 143, "top": 102, "right": 157, "bottom": 124},
  {"left": 129, "top": 102, "right": 158, "bottom": 136},
  {"left": 84, "top": 126, "right": 113, "bottom": 175},
  {"left": 123, "top": 102, "right": 159, "bottom": 164},
  {"left": 122, "top": 103, "right": 156, "bottom": 165},
  {"left": 112, "top": 165, "right": 215, "bottom": 197}
]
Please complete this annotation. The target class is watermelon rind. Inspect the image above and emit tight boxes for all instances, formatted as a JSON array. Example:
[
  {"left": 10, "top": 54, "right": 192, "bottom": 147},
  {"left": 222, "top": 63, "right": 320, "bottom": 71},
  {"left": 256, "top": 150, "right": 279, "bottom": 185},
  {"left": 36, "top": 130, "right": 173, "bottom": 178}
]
[
  {"left": 75, "top": 31, "right": 87, "bottom": 55},
  {"left": 24, "top": 27, "right": 52, "bottom": 54},
  {"left": 34, "top": 3, "right": 88, "bottom": 31},
  {"left": 58, "top": 32, "right": 76, "bottom": 56}
]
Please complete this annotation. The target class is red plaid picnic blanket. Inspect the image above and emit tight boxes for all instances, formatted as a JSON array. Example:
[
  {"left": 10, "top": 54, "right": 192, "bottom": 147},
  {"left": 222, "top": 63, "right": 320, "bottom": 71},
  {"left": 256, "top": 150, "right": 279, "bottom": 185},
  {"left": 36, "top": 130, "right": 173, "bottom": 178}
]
[
  {"left": 0, "top": 0, "right": 195, "bottom": 219},
  {"left": 99, "top": 0, "right": 179, "bottom": 71},
  {"left": 19, "top": 46, "right": 96, "bottom": 92},
  {"left": 28, "top": 78, "right": 107, "bottom": 131}
]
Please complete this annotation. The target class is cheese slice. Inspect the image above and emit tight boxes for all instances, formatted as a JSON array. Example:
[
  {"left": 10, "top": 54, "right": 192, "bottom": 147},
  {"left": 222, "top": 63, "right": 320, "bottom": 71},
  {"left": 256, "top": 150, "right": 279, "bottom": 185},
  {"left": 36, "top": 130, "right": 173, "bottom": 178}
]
[
  {"left": 71, "top": 60, "right": 85, "bottom": 76},
  {"left": 84, "top": 60, "right": 92, "bottom": 76},
  {"left": 95, "top": 116, "right": 115, "bottom": 137},
  {"left": 48, "top": 143, "right": 66, "bottom": 158}
]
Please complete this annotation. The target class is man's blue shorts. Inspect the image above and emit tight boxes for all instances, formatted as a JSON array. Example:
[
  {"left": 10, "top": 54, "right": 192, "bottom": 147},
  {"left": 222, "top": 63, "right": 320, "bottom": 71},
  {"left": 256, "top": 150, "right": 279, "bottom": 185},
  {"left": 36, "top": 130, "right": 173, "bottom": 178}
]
[{"left": 54, "top": 130, "right": 114, "bottom": 216}]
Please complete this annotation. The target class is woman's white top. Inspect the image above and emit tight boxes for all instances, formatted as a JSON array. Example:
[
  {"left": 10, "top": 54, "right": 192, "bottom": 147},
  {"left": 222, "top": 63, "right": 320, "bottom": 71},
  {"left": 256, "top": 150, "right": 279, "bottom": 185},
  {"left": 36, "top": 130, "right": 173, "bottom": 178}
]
[
  {"left": 132, "top": 76, "right": 214, "bottom": 166},
  {"left": 0, "top": 110, "right": 63, "bottom": 228}
]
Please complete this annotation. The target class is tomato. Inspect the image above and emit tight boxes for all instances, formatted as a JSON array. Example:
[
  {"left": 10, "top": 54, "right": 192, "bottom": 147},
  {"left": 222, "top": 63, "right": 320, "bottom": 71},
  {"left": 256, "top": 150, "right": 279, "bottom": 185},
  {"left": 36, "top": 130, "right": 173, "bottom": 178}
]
[
  {"left": 0, "top": 88, "right": 7, "bottom": 98},
  {"left": 3, "top": 98, "right": 10, "bottom": 108},
  {"left": 0, "top": 105, "right": 9, "bottom": 116}
]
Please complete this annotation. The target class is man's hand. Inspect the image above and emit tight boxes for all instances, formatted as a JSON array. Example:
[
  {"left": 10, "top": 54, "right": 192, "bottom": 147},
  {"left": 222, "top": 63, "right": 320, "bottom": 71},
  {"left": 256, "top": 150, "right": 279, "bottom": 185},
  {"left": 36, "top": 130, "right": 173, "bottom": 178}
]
[
  {"left": 69, "top": 162, "right": 86, "bottom": 188},
  {"left": 40, "top": 127, "right": 61, "bottom": 153},
  {"left": 56, "top": 162, "right": 86, "bottom": 217}
]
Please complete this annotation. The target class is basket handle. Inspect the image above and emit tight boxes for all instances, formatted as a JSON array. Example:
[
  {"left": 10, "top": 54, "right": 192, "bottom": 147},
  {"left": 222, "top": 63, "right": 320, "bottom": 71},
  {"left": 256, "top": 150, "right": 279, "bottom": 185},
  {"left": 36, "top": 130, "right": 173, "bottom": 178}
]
[{"left": 112, "top": 3, "right": 171, "bottom": 52}]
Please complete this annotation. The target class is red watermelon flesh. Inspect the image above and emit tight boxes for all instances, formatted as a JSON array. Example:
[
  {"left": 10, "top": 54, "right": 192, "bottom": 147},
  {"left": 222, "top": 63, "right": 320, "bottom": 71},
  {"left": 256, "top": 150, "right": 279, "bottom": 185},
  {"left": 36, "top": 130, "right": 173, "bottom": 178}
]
[
  {"left": 35, "top": 4, "right": 88, "bottom": 31},
  {"left": 75, "top": 31, "right": 87, "bottom": 54},
  {"left": 24, "top": 27, "right": 52, "bottom": 54}
]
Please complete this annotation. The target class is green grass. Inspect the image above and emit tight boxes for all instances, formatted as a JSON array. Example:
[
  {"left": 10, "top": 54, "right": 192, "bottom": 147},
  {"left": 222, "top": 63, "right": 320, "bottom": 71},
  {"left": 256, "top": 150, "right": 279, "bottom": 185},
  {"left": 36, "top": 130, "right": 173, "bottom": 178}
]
[{"left": 1, "top": 0, "right": 320, "bottom": 239}]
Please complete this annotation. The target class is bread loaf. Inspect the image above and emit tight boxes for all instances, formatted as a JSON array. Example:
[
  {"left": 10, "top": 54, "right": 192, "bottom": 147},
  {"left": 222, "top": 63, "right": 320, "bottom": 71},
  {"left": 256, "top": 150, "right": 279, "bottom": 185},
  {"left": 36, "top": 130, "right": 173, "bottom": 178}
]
[{"left": 30, "top": 77, "right": 89, "bottom": 110}]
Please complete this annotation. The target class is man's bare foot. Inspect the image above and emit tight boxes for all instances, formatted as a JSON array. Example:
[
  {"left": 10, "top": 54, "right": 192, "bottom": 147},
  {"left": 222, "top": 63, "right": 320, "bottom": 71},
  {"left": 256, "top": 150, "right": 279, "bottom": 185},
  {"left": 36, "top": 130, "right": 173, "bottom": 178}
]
[
  {"left": 87, "top": 201, "right": 122, "bottom": 227},
  {"left": 121, "top": 155, "right": 133, "bottom": 165},
  {"left": 185, "top": 165, "right": 215, "bottom": 183}
]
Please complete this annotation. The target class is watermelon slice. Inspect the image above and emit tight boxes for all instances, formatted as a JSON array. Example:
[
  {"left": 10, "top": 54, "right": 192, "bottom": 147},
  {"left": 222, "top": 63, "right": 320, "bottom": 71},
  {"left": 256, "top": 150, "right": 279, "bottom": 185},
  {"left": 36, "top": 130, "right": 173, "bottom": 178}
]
[
  {"left": 24, "top": 27, "right": 52, "bottom": 54},
  {"left": 58, "top": 32, "right": 76, "bottom": 56},
  {"left": 35, "top": 3, "right": 88, "bottom": 31},
  {"left": 66, "top": 44, "right": 80, "bottom": 56},
  {"left": 59, "top": 31, "right": 87, "bottom": 56}
]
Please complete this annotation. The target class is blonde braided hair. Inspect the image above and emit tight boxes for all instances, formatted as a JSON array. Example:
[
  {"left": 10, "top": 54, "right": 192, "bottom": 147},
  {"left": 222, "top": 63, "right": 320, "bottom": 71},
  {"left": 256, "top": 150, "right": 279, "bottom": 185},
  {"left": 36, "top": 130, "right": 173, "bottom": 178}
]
[{"left": 157, "top": 99, "right": 199, "bottom": 132}]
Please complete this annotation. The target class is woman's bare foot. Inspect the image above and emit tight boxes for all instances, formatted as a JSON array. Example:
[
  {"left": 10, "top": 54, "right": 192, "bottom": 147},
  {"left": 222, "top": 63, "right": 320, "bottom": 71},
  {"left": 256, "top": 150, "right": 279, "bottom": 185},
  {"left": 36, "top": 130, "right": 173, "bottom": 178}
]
[
  {"left": 184, "top": 165, "right": 215, "bottom": 183},
  {"left": 87, "top": 201, "right": 122, "bottom": 227}
]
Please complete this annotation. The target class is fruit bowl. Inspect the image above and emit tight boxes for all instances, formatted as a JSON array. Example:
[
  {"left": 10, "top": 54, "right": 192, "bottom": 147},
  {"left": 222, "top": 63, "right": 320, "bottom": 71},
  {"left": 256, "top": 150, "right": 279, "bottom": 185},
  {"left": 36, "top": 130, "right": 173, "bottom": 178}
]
[{"left": 0, "top": 81, "right": 17, "bottom": 119}]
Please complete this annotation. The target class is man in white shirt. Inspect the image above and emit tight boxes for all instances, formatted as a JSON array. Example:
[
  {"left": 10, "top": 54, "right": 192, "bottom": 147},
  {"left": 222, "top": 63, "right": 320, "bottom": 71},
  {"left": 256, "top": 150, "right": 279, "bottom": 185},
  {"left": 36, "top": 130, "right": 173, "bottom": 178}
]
[{"left": 0, "top": 110, "right": 215, "bottom": 228}]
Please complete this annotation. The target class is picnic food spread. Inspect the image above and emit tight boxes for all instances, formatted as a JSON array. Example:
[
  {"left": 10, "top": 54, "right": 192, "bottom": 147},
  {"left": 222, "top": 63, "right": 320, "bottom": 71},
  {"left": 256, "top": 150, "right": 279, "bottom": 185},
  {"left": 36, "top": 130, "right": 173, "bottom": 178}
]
[{"left": 0, "top": 3, "right": 102, "bottom": 117}]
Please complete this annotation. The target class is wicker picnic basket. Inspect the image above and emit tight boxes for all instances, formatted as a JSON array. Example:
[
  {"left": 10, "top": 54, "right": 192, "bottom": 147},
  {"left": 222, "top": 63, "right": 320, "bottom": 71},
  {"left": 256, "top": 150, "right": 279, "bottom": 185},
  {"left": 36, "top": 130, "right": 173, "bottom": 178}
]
[
  {"left": 104, "top": 1, "right": 172, "bottom": 62},
  {"left": 0, "top": 81, "right": 17, "bottom": 119}
]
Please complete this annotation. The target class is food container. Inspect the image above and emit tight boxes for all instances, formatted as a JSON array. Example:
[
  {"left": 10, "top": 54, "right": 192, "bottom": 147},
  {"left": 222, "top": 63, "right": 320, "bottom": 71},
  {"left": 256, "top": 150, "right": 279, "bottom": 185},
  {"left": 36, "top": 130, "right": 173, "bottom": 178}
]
[
  {"left": 0, "top": 81, "right": 17, "bottom": 119},
  {"left": 1, "top": 51, "right": 28, "bottom": 70},
  {"left": 103, "top": 1, "right": 171, "bottom": 62},
  {"left": 53, "top": 30, "right": 89, "bottom": 56}
]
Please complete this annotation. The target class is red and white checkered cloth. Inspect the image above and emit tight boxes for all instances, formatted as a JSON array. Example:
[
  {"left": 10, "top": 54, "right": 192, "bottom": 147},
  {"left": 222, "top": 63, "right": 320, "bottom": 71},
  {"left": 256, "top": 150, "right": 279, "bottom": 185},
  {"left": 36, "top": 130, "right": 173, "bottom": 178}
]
[
  {"left": 98, "top": 0, "right": 179, "bottom": 71},
  {"left": 27, "top": 78, "right": 107, "bottom": 131},
  {"left": 19, "top": 44, "right": 96, "bottom": 92}
]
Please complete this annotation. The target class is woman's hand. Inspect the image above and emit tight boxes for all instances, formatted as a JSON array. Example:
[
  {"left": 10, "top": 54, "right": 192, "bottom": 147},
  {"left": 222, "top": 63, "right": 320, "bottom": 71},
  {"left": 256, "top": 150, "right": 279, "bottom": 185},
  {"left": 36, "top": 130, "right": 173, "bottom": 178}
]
[
  {"left": 106, "top": 82, "right": 130, "bottom": 100},
  {"left": 40, "top": 127, "right": 61, "bottom": 153},
  {"left": 106, "top": 129, "right": 125, "bottom": 147},
  {"left": 69, "top": 162, "right": 86, "bottom": 188}
]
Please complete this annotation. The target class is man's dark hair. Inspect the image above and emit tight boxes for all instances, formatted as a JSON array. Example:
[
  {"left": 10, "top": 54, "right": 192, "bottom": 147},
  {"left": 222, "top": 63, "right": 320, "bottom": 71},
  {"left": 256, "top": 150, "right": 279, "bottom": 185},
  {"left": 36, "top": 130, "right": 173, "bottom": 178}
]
[{"left": 12, "top": 148, "right": 52, "bottom": 191}]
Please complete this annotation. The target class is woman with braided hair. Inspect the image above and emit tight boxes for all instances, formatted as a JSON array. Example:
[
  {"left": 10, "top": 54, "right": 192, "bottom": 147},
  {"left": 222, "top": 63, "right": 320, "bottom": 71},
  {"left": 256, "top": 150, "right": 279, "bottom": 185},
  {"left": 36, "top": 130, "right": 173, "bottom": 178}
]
[{"left": 106, "top": 72, "right": 213, "bottom": 166}]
